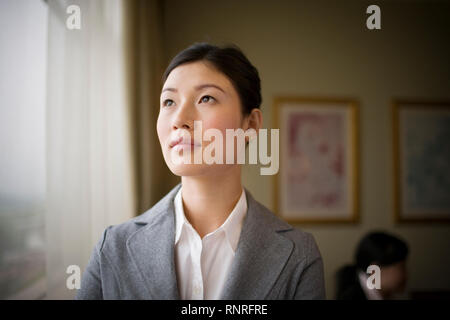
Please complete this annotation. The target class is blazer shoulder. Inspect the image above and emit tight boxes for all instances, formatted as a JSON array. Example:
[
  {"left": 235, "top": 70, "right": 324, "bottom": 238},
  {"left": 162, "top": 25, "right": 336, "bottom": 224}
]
[
  {"left": 247, "top": 192, "right": 321, "bottom": 261},
  {"left": 282, "top": 228, "right": 322, "bottom": 262},
  {"left": 99, "top": 184, "right": 181, "bottom": 253},
  {"left": 97, "top": 216, "right": 147, "bottom": 253}
]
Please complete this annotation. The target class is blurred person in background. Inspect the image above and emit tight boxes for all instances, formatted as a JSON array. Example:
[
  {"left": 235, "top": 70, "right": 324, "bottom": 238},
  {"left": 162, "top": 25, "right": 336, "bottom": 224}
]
[{"left": 336, "top": 231, "right": 409, "bottom": 300}]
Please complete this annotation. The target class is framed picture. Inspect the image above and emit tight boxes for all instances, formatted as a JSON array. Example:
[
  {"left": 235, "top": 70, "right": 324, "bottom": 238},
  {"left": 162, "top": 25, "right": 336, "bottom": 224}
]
[
  {"left": 392, "top": 100, "right": 450, "bottom": 223},
  {"left": 273, "top": 97, "right": 359, "bottom": 223}
]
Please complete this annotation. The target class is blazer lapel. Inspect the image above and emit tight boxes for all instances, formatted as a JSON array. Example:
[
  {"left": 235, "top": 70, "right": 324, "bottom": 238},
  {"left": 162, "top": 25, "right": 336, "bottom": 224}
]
[
  {"left": 125, "top": 184, "right": 293, "bottom": 300},
  {"left": 220, "top": 190, "right": 294, "bottom": 300},
  {"left": 126, "top": 185, "right": 181, "bottom": 299}
]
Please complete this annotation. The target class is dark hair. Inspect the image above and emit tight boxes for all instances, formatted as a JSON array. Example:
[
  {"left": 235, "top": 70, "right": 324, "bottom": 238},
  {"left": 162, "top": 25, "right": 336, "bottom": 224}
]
[
  {"left": 162, "top": 42, "right": 262, "bottom": 115},
  {"left": 355, "top": 231, "right": 409, "bottom": 270}
]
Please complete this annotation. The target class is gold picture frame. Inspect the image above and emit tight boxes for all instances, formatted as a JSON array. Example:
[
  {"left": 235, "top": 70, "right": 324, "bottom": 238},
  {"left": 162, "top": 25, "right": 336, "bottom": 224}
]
[
  {"left": 273, "top": 96, "right": 359, "bottom": 224},
  {"left": 392, "top": 99, "right": 450, "bottom": 223}
]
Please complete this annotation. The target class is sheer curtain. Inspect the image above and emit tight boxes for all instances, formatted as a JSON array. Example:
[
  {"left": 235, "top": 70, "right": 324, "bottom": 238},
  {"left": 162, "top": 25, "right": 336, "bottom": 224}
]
[
  {"left": 124, "top": 0, "right": 176, "bottom": 214},
  {"left": 45, "top": 0, "right": 137, "bottom": 299}
]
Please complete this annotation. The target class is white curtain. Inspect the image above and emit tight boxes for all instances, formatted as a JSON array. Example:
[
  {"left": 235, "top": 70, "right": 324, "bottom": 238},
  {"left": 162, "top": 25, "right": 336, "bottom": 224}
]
[{"left": 45, "top": 0, "right": 136, "bottom": 299}]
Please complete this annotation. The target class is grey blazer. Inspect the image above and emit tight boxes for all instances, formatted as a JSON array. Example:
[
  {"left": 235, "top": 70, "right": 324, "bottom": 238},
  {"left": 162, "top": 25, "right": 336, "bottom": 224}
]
[{"left": 76, "top": 184, "right": 326, "bottom": 300}]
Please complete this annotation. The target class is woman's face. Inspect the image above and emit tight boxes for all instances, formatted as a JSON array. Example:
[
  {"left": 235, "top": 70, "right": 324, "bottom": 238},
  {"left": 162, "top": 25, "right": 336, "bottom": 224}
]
[{"left": 157, "top": 61, "right": 246, "bottom": 177}]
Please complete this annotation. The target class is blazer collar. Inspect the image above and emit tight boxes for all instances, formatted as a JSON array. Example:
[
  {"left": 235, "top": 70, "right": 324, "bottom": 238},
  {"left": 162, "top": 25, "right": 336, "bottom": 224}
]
[
  {"left": 126, "top": 184, "right": 181, "bottom": 299},
  {"left": 219, "top": 190, "right": 294, "bottom": 299},
  {"left": 127, "top": 184, "right": 294, "bottom": 300}
]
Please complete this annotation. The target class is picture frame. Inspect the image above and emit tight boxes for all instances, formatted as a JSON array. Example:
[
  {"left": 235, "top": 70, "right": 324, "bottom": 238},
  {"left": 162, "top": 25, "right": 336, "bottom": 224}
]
[
  {"left": 273, "top": 97, "right": 359, "bottom": 224},
  {"left": 392, "top": 100, "right": 450, "bottom": 223}
]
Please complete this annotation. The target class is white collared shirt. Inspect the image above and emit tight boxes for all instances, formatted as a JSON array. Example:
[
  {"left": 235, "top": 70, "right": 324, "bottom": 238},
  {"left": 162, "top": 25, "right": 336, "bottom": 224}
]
[{"left": 173, "top": 187, "right": 247, "bottom": 300}]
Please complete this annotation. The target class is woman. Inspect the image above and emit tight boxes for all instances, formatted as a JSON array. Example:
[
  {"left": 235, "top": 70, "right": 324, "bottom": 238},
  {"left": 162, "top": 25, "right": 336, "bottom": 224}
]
[
  {"left": 335, "top": 231, "right": 409, "bottom": 300},
  {"left": 76, "top": 43, "right": 325, "bottom": 300}
]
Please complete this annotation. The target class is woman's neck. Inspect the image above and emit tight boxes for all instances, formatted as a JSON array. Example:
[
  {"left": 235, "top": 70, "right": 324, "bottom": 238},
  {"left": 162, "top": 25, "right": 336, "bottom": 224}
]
[{"left": 180, "top": 166, "right": 243, "bottom": 238}]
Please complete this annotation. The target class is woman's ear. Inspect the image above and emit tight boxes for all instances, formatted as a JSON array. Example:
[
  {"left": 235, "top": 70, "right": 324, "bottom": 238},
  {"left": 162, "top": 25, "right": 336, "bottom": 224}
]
[
  {"left": 245, "top": 108, "right": 263, "bottom": 131},
  {"left": 244, "top": 108, "right": 263, "bottom": 144}
]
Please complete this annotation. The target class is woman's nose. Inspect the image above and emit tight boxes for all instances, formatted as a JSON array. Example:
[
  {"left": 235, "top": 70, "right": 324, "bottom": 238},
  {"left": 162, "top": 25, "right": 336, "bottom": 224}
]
[{"left": 172, "top": 103, "right": 195, "bottom": 130}]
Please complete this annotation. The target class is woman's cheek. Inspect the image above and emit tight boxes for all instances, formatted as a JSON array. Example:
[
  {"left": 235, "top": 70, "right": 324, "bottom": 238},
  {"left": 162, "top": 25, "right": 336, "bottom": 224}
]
[
  {"left": 199, "top": 117, "right": 239, "bottom": 163},
  {"left": 156, "top": 119, "right": 163, "bottom": 145},
  {"left": 203, "top": 119, "right": 229, "bottom": 133},
  {"left": 156, "top": 114, "right": 170, "bottom": 148},
  {"left": 203, "top": 110, "right": 242, "bottom": 131}
]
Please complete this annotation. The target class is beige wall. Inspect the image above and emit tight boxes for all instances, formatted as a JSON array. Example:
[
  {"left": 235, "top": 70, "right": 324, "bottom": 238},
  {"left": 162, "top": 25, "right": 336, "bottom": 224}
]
[{"left": 162, "top": 0, "right": 450, "bottom": 298}]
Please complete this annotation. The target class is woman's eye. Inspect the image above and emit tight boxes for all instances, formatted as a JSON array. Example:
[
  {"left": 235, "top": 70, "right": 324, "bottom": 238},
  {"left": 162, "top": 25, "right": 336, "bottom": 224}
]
[
  {"left": 199, "top": 95, "right": 215, "bottom": 104},
  {"left": 162, "top": 99, "right": 175, "bottom": 107}
]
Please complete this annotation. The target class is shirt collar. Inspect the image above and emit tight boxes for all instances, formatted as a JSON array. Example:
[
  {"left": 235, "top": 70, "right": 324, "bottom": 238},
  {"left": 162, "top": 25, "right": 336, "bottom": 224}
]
[
  {"left": 174, "top": 188, "right": 185, "bottom": 245},
  {"left": 174, "top": 187, "right": 247, "bottom": 252}
]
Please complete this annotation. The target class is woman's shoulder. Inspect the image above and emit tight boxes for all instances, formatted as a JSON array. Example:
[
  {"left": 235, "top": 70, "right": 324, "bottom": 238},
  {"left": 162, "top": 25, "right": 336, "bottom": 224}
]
[
  {"left": 277, "top": 223, "right": 322, "bottom": 261},
  {"left": 95, "top": 215, "right": 151, "bottom": 254},
  {"left": 97, "top": 185, "right": 182, "bottom": 252},
  {"left": 247, "top": 191, "right": 321, "bottom": 260}
]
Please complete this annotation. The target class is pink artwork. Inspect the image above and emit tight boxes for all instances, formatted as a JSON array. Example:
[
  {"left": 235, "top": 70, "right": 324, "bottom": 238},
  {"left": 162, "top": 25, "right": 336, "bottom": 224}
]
[{"left": 275, "top": 98, "right": 358, "bottom": 223}]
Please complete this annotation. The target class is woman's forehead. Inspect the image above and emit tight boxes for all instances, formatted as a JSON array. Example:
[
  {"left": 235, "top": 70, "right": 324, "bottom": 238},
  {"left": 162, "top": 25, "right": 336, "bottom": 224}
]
[{"left": 163, "top": 61, "right": 233, "bottom": 92}]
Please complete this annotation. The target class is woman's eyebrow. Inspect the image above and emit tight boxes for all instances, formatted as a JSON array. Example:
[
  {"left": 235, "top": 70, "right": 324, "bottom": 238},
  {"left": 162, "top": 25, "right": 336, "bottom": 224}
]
[
  {"left": 195, "top": 84, "right": 225, "bottom": 93},
  {"left": 161, "top": 84, "right": 226, "bottom": 94},
  {"left": 161, "top": 87, "right": 177, "bottom": 93}
]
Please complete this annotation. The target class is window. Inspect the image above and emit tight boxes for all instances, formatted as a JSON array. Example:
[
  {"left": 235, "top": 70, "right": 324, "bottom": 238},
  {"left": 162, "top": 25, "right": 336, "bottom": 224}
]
[{"left": 0, "top": 0, "right": 48, "bottom": 299}]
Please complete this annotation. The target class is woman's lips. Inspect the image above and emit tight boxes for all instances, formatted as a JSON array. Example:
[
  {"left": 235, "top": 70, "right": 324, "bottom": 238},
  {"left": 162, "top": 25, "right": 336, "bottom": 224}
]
[
  {"left": 169, "top": 137, "right": 183, "bottom": 148},
  {"left": 169, "top": 137, "right": 201, "bottom": 150},
  {"left": 173, "top": 144, "right": 197, "bottom": 152}
]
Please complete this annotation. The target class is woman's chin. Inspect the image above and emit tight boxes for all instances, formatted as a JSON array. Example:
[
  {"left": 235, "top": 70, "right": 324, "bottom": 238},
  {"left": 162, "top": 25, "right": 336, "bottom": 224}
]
[
  {"left": 168, "top": 163, "right": 240, "bottom": 179},
  {"left": 167, "top": 163, "right": 210, "bottom": 177}
]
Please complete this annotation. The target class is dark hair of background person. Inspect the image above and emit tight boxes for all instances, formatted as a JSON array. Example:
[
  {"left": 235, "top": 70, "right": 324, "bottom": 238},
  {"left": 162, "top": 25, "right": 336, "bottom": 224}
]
[
  {"left": 162, "top": 42, "right": 262, "bottom": 116},
  {"left": 335, "top": 231, "right": 409, "bottom": 300}
]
